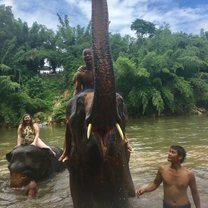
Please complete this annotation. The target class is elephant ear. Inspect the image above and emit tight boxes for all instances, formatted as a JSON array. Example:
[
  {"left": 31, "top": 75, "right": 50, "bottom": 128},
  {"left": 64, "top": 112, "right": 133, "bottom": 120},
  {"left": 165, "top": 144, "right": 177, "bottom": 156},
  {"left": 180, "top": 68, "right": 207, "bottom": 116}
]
[
  {"left": 6, "top": 146, "right": 20, "bottom": 162},
  {"left": 6, "top": 151, "right": 12, "bottom": 162}
]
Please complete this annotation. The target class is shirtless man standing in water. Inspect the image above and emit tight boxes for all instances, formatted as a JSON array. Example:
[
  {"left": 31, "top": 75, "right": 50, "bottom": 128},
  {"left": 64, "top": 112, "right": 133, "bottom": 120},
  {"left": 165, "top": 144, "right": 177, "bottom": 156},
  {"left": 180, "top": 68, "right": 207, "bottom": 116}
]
[{"left": 136, "top": 145, "right": 201, "bottom": 208}]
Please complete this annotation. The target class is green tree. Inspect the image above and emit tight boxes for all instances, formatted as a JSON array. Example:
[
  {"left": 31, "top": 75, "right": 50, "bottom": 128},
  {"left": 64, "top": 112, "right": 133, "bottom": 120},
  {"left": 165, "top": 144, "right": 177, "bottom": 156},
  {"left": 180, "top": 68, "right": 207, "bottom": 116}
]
[
  {"left": 131, "top": 18, "right": 156, "bottom": 38},
  {"left": 109, "top": 33, "right": 132, "bottom": 61}
]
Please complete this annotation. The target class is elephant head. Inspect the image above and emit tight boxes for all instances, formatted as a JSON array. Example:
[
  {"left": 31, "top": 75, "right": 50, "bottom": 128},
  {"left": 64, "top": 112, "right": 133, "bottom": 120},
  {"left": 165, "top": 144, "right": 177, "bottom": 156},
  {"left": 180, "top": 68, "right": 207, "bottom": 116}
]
[
  {"left": 65, "top": 0, "right": 135, "bottom": 207},
  {"left": 6, "top": 145, "right": 65, "bottom": 188}
]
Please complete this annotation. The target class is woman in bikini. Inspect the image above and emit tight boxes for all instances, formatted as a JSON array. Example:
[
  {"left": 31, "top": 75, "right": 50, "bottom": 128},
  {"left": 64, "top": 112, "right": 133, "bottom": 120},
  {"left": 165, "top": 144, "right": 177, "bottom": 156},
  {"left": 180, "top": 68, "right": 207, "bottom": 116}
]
[{"left": 17, "top": 113, "right": 56, "bottom": 156}]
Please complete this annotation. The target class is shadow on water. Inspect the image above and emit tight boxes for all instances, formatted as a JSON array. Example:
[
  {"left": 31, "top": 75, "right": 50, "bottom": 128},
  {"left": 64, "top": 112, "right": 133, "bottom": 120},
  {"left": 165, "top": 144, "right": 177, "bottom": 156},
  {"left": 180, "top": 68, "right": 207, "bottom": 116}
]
[{"left": 0, "top": 115, "right": 207, "bottom": 207}]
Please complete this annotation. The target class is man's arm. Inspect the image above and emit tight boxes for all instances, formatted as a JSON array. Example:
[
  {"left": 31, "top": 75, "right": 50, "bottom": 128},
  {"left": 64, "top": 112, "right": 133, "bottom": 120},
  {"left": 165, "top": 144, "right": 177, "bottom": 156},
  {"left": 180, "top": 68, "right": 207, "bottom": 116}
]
[
  {"left": 73, "top": 79, "right": 81, "bottom": 95},
  {"left": 136, "top": 166, "right": 163, "bottom": 197},
  {"left": 73, "top": 67, "right": 83, "bottom": 95},
  {"left": 189, "top": 171, "right": 201, "bottom": 208}
]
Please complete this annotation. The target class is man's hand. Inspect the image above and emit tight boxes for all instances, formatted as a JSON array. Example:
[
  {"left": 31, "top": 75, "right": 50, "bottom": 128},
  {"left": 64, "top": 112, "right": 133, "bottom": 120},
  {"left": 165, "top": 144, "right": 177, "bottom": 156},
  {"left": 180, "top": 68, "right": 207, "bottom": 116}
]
[{"left": 136, "top": 188, "right": 145, "bottom": 198}]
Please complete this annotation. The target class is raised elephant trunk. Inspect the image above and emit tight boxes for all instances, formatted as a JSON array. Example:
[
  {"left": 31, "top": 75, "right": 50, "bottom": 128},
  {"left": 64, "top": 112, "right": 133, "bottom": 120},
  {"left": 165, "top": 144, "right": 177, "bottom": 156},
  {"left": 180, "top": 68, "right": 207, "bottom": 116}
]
[{"left": 88, "top": 0, "right": 120, "bottom": 138}]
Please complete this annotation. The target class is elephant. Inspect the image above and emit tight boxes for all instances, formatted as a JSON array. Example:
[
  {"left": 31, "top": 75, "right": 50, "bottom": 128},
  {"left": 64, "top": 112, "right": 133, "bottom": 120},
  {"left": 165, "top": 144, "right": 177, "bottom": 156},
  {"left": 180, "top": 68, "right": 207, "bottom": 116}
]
[
  {"left": 6, "top": 145, "right": 65, "bottom": 188},
  {"left": 64, "top": 0, "right": 135, "bottom": 207}
]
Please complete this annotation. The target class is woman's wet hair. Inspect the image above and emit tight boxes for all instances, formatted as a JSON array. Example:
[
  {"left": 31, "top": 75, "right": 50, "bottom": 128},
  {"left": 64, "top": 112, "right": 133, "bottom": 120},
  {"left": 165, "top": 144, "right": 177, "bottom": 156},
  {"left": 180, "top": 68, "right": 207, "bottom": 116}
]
[{"left": 170, "top": 145, "right": 186, "bottom": 163}]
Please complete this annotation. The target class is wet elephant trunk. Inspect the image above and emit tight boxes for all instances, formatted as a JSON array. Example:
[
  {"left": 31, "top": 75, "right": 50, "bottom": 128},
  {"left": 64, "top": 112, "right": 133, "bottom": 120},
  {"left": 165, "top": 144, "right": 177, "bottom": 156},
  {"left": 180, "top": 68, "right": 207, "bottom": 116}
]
[{"left": 89, "top": 0, "right": 117, "bottom": 129}]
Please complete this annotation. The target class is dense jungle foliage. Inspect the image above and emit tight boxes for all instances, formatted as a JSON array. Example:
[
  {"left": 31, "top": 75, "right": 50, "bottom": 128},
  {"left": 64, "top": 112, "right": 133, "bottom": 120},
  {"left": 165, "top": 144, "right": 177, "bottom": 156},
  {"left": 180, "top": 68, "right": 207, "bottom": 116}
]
[{"left": 1, "top": 5, "right": 208, "bottom": 127}]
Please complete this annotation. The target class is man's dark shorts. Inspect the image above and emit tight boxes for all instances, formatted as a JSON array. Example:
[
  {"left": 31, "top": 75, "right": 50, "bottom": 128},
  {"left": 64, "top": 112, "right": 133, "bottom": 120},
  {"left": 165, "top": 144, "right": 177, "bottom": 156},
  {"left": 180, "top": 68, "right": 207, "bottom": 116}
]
[{"left": 163, "top": 201, "right": 191, "bottom": 208}]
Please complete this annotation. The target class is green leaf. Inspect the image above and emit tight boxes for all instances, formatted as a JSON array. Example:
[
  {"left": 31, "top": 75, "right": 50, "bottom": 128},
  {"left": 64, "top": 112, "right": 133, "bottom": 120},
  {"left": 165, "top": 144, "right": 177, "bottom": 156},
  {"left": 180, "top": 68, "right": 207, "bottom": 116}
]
[
  {"left": 174, "top": 76, "right": 193, "bottom": 98},
  {"left": 151, "top": 89, "right": 164, "bottom": 115}
]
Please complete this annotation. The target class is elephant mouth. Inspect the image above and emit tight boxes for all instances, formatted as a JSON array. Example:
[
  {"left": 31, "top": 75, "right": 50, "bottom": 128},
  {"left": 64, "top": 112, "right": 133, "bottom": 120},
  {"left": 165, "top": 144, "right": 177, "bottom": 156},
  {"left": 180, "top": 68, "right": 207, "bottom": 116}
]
[
  {"left": 92, "top": 126, "right": 113, "bottom": 159},
  {"left": 86, "top": 120, "right": 125, "bottom": 159}
]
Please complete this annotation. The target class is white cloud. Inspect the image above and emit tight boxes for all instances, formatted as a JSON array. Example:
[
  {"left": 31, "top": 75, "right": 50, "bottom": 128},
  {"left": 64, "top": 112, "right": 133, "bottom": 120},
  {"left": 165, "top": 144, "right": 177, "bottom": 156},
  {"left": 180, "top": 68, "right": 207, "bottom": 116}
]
[
  {"left": 1, "top": 0, "right": 208, "bottom": 36},
  {"left": 160, "top": 6, "right": 208, "bottom": 33},
  {"left": 0, "top": 0, "right": 13, "bottom": 6}
]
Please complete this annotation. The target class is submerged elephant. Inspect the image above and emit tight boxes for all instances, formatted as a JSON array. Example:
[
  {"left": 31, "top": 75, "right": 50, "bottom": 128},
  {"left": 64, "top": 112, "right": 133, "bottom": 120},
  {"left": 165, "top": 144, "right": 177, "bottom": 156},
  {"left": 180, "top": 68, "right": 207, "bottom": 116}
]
[
  {"left": 6, "top": 145, "right": 65, "bottom": 187},
  {"left": 64, "top": 0, "right": 135, "bottom": 207}
]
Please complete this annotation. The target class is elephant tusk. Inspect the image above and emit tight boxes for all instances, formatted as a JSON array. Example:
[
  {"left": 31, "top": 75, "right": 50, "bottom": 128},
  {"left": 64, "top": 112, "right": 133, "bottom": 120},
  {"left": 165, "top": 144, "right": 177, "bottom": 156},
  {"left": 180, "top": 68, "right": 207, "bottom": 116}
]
[
  {"left": 87, "top": 123, "right": 92, "bottom": 139},
  {"left": 116, "top": 123, "right": 124, "bottom": 140}
]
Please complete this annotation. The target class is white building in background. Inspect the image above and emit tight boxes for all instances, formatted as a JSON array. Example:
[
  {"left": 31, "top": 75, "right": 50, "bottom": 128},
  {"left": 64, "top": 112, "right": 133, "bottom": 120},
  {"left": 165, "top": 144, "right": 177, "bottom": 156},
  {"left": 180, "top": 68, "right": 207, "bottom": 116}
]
[
  {"left": 55, "top": 65, "right": 64, "bottom": 73},
  {"left": 39, "top": 58, "right": 64, "bottom": 74}
]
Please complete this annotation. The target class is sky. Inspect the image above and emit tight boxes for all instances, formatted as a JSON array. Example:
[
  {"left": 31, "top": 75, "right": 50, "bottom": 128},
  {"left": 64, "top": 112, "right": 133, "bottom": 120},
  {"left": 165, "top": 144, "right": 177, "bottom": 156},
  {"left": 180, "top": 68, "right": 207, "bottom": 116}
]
[{"left": 1, "top": 0, "right": 208, "bottom": 37}]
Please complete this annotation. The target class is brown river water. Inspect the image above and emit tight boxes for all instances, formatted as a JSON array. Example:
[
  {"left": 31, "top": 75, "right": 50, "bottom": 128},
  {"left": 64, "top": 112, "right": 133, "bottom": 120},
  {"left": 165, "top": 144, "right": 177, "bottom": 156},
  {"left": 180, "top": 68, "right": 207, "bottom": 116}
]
[{"left": 0, "top": 115, "right": 207, "bottom": 208}]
